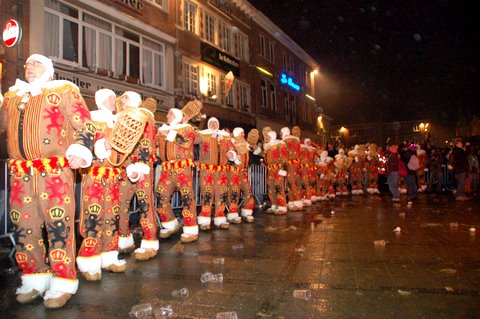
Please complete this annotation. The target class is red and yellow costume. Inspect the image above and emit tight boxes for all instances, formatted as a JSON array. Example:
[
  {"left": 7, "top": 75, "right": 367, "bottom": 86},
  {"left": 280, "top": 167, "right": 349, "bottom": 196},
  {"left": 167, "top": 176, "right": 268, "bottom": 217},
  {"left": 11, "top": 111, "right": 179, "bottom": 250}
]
[
  {"left": 280, "top": 127, "right": 304, "bottom": 211},
  {"left": 263, "top": 131, "right": 288, "bottom": 215},
  {"left": 1, "top": 78, "right": 94, "bottom": 304},
  {"left": 156, "top": 119, "right": 198, "bottom": 242},
  {"left": 195, "top": 122, "right": 233, "bottom": 229}
]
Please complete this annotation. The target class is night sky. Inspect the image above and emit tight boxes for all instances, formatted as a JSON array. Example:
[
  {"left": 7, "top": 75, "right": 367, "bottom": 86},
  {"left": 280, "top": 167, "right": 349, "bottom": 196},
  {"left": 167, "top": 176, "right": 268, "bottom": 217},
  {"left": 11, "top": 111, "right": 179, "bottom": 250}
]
[{"left": 248, "top": 0, "right": 478, "bottom": 126}]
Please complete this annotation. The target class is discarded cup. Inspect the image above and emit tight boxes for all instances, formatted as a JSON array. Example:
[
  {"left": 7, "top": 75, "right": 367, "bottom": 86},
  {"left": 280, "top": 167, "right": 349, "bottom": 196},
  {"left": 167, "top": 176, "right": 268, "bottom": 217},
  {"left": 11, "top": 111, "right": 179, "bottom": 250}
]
[
  {"left": 208, "top": 273, "right": 224, "bottom": 283},
  {"left": 171, "top": 287, "right": 189, "bottom": 298},
  {"left": 200, "top": 271, "right": 213, "bottom": 283},
  {"left": 216, "top": 311, "right": 238, "bottom": 319},
  {"left": 469, "top": 227, "right": 476, "bottom": 233},
  {"left": 295, "top": 246, "right": 305, "bottom": 253},
  {"left": 293, "top": 289, "right": 312, "bottom": 300},
  {"left": 156, "top": 305, "right": 173, "bottom": 318},
  {"left": 232, "top": 243, "right": 244, "bottom": 250},
  {"left": 374, "top": 240, "right": 386, "bottom": 247},
  {"left": 213, "top": 257, "right": 225, "bottom": 264},
  {"left": 407, "top": 201, "right": 413, "bottom": 208},
  {"left": 330, "top": 210, "right": 335, "bottom": 215},
  {"left": 129, "top": 303, "right": 153, "bottom": 319},
  {"left": 393, "top": 227, "right": 401, "bottom": 233}
]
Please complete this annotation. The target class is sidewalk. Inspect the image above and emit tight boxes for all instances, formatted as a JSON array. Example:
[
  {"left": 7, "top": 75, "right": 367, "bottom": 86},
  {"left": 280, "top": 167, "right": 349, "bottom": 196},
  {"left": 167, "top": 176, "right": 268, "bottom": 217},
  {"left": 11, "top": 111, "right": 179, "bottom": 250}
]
[{"left": 0, "top": 193, "right": 479, "bottom": 318}]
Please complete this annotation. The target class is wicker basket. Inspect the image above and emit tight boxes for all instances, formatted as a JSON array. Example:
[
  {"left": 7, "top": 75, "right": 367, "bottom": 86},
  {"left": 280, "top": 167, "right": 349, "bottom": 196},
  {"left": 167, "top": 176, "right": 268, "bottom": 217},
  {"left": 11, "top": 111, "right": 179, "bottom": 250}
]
[
  {"left": 292, "top": 126, "right": 301, "bottom": 138},
  {"left": 247, "top": 129, "right": 259, "bottom": 146},
  {"left": 141, "top": 98, "right": 157, "bottom": 114},
  {"left": 234, "top": 136, "right": 249, "bottom": 155},
  {"left": 107, "top": 107, "right": 149, "bottom": 165},
  {"left": 181, "top": 99, "right": 203, "bottom": 121},
  {"left": 262, "top": 126, "right": 272, "bottom": 141}
]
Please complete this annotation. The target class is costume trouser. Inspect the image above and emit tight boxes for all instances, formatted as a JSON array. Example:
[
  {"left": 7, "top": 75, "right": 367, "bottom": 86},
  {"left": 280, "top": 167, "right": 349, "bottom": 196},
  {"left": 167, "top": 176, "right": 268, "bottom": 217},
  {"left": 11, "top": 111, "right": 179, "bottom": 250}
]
[
  {"left": 10, "top": 165, "right": 78, "bottom": 295},
  {"left": 76, "top": 168, "right": 126, "bottom": 272},
  {"left": 267, "top": 165, "right": 287, "bottom": 211},
  {"left": 118, "top": 168, "right": 158, "bottom": 251},
  {"left": 155, "top": 162, "right": 198, "bottom": 235},
  {"left": 367, "top": 169, "right": 379, "bottom": 192},
  {"left": 299, "top": 166, "right": 312, "bottom": 204},
  {"left": 350, "top": 167, "right": 364, "bottom": 194},
  {"left": 309, "top": 167, "right": 319, "bottom": 199},
  {"left": 286, "top": 163, "right": 302, "bottom": 206},
  {"left": 336, "top": 169, "right": 348, "bottom": 194},
  {"left": 234, "top": 168, "right": 255, "bottom": 219},
  {"left": 198, "top": 167, "right": 228, "bottom": 226},
  {"left": 226, "top": 168, "right": 241, "bottom": 220}
]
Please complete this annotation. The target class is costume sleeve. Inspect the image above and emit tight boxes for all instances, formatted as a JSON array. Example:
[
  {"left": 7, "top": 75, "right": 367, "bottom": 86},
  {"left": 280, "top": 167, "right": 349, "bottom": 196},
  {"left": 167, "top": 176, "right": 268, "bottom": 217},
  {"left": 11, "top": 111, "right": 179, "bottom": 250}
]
[{"left": 175, "top": 125, "right": 195, "bottom": 149}]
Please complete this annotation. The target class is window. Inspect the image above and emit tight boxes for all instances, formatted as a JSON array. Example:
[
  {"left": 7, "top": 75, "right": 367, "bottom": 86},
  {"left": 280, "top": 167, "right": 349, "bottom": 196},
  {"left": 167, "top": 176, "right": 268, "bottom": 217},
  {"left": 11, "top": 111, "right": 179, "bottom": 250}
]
[
  {"left": 44, "top": 0, "right": 79, "bottom": 63},
  {"left": 184, "top": 1, "right": 197, "bottom": 33},
  {"left": 82, "top": 13, "right": 113, "bottom": 71},
  {"left": 115, "top": 27, "right": 140, "bottom": 79},
  {"left": 282, "top": 52, "right": 288, "bottom": 70},
  {"left": 183, "top": 62, "right": 198, "bottom": 95},
  {"left": 142, "top": 38, "right": 164, "bottom": 87},
  {"left": 236, "top": 33, "right": 248, "bottom": 62},
  {"left": 268, "top": 42, "right": 275, "bottom": 62},
  {"left": 147, "top": 0, "right": 168, "bottom": 9},
  {"left": 220, "top": 23, "right": 231, "bottom": 53},
  {"left": 225, "top": 81, "right": 234, "bottom": 107},
  {"left": 204, "top": 13, "right": 216, "bottom": 44},
  {"left": 260, "top": 80, "right": 268, "bottom": 108},
  {"left": 289, "top": 57, "right": 294, "bottom": 73},
  {"left": 284, "top": 92, "right": 290, "bottom": 122},
  {"left": 238, "top": 82, "right": 250, "bottom": 111},
  {"left": 207, "top": 72, "right": 217, "bottom": 97},
  {"left": 290, "top": 94, "right": 297, "bottom": 123},
  {"left": 269, "top": 84, "right": 277, "bottom": 111},
  {"left": 44, "top": 0, "right": 166, "bottom": 88},
  {"left": 259, "top": 35, "right": 265, "bottom": 57}
]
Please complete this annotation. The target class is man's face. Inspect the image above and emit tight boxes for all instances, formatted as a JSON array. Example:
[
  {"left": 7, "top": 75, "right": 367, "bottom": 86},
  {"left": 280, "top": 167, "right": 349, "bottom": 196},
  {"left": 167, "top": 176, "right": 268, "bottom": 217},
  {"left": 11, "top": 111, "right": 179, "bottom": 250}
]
[
  {"left": 167, "top": 109, "right": 175, "bottom": 124},
  {"left": 209, "top": 120, "right": 219, "bottom": 130},
  {"left": 390, "top": 145, "right": 398, "bottom": 153},
  {"left": 105, "top": 95, "right": 116, "bottom": 112},
  {"left": 24, "top": 60, "right": 46, "bottom": 83}
]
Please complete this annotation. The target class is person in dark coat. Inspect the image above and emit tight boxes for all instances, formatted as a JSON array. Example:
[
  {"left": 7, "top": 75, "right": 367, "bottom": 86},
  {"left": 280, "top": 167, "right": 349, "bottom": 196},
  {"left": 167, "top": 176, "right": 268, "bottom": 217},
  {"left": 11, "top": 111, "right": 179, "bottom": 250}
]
[{"left": 449, "top": 137, "right": 469, "bottom": 200}]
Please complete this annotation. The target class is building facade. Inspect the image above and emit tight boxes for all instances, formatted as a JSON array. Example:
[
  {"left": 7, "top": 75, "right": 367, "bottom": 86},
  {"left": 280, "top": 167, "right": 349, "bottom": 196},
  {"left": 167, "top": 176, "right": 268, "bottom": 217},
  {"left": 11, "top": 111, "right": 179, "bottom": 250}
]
[{"left": 1, "top": 0, "right": 327, "bottom": 141}]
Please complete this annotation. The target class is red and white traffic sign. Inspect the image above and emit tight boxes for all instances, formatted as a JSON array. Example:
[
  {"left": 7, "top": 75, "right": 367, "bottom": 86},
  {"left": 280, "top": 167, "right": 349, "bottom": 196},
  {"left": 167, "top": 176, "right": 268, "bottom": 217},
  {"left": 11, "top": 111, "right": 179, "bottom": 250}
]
[{"left": 3, "top": 19, "right": 22, "bottom": 47}]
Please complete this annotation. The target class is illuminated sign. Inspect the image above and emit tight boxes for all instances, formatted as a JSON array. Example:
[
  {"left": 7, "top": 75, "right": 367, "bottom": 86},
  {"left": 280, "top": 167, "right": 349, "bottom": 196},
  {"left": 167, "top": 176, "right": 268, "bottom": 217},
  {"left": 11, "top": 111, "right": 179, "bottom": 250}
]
[
  {"left": 201, "top": 42, "right": 240, "bottom": 76},
  {"left": 3, "top": 19, "right": 22, "bottom": 47},
  {"left": 280, "top": 73, "right": 300, "bottom": 91}
]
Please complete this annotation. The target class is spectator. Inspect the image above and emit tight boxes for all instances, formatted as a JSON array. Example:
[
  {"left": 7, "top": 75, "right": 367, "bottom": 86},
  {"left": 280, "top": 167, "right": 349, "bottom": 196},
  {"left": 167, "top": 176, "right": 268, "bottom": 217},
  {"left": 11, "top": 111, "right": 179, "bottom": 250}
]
[{"left": 449, "top": 137, "right": 469, "bottom": 201}]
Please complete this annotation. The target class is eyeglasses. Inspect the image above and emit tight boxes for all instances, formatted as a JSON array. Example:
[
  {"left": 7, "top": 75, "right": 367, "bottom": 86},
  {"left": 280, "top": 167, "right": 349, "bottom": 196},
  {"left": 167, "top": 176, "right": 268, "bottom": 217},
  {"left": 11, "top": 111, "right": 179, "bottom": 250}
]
[{"left": 23, "top": 61, "right": 43, "bottom": 69}]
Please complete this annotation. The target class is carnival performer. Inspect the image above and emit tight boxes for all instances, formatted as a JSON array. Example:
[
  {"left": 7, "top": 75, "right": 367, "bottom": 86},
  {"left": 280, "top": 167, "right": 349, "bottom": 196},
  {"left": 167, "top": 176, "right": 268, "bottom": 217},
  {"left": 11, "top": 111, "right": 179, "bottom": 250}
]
[
  {"left": 127, "top": 97, "right": 159, "bottom": 261},
  {"left": 280, "top": 127, "right": 304, "bottom": 211},
  {"left": 365, "top": 143, "right": 381, "bottom": 194},
  {"left": 230, "top": 127, "right": 256, "bottom": 223},
  {"left": 298, "top": 137, "right": 317, "bottom": 205},
  {"left": 107, "top": 92, "right": 159, "bottom": 260},
  {"left": 156, "top": 107, "right": 199, "bottom": 243},
  {"left": 349, "top": 145, "right": 366, "bottom": 195},
  {"left": 263, "top": 130, "right": 288, "bottom": 215},
  {"left": 334, "top": 148, "right": 350, "bottom": 196},
  {"left": 0, "top": 54, "right": 94, "bottom": 308},
  {"left": 195, "top": 117, "right": 233, "bottom": 230},
  {"left": 76, "top": 89, "right": 126, "bottom": 282}
]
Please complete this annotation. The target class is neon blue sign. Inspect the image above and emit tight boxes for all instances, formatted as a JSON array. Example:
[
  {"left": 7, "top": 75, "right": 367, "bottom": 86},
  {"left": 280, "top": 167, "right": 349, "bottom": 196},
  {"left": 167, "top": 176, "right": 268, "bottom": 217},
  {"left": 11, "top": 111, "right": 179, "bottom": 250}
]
[{"left": 280, "top": 73, "right": 301, "bottom": 91}]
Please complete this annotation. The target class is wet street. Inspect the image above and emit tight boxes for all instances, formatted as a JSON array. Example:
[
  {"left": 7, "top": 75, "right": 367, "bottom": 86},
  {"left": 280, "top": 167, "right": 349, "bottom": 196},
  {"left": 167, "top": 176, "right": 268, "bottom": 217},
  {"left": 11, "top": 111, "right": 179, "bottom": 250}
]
[{"left": 1, "top": 193, "right": 480, "bottom": 318}]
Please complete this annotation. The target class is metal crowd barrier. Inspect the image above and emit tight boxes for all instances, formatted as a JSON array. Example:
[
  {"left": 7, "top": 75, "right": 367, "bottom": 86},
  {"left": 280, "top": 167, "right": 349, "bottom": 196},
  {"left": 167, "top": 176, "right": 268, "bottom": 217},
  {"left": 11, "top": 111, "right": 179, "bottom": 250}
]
[
  {"left": 0, "top": 160, "right": 475, "bottom": 239},
  {"left": 0, "top": 160, "right": 15, "bottom": 258}
]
